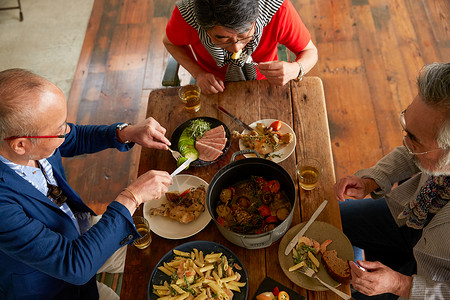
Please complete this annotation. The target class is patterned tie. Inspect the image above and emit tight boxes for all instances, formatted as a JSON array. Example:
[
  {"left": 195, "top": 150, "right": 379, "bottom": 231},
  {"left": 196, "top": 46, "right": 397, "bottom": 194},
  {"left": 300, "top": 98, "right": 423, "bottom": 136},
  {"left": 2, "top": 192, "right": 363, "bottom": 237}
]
[
  {"left": 39, "top": 159, "right": 81, "bottom": 234},
  {"left": 398, "top": 175, "right": 450, "bottom": 229}
]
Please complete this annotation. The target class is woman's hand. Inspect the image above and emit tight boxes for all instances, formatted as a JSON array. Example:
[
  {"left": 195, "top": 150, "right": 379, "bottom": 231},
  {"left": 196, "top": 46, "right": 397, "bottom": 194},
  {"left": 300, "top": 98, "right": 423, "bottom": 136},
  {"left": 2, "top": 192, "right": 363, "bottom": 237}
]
[
  {"left": 257, "top": 61, "right": 299, "bottom": 85},
  {"left": 334, "top": 176, "right": 379, "bottom": 201},
  {"left": 350, "top": 261, "right": 412, "bottom": 298},
  {"left": 117, "top": 117, "right": 171, "bottom": 150},
  {"left": 195, "top": 72, "right": 225, "bottom": 94}
]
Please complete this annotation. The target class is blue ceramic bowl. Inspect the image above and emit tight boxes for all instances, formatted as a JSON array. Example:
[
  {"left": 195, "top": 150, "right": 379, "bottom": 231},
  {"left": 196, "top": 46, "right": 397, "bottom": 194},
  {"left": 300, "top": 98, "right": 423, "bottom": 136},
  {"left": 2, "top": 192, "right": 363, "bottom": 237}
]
[{"left": 148, "top": 241, "right": 248, "bottom": 300}]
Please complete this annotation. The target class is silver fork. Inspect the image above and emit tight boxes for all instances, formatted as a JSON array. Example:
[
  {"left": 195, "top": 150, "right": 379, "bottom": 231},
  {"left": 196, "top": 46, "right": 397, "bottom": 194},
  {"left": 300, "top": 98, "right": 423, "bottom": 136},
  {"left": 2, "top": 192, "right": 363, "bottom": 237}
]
[
  {"left": 168, "top": 148, "right": 183, "bottom": 161},
  {"left": 299, "top": 266, "right": 353, "bottom": 300}
]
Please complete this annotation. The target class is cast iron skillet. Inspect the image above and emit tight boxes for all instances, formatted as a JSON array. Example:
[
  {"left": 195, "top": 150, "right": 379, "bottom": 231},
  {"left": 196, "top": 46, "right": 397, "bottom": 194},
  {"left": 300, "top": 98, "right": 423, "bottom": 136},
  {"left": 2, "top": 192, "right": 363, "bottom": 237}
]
[{"left": 170, "top": 117, "right": 231, "bottom": 167}]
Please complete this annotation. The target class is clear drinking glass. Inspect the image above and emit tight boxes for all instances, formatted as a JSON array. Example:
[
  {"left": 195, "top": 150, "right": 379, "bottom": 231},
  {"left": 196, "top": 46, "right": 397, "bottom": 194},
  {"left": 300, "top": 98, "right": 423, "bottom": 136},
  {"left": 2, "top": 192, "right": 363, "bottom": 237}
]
[{"left": 297, "top": 158, "right": 322, "bottom": 190}]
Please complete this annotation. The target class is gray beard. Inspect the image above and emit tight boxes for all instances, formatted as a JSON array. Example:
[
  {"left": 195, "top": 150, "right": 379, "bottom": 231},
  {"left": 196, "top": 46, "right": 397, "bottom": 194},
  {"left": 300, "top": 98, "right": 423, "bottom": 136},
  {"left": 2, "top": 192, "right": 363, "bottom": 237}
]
[{"left": 413, "top": 155, "right": 450, "bottom": 176}]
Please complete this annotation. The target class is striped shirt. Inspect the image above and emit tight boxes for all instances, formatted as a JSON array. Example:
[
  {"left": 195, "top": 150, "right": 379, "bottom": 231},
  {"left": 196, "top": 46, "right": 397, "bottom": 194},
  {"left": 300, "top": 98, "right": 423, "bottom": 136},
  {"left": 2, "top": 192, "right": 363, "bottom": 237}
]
[{"left": 0, "top": 155, "right": 81, "bottom": 234}]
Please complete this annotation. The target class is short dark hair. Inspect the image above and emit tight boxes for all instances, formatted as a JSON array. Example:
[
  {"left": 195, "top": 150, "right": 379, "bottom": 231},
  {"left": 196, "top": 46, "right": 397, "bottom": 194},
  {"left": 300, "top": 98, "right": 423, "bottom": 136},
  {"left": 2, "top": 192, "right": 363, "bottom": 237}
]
[{"left": 194, "top": 0, "right": 259, "bottom": 32}]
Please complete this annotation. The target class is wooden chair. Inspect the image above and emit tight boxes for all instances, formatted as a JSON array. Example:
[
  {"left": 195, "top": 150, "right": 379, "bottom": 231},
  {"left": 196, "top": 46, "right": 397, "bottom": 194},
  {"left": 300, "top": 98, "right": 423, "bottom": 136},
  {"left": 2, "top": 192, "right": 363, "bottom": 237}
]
[
  {"left": 0, "top": 0, "right": 23, "bottom": 21},
  {"left": 162, "top": 44, "right": 295, "bottom": 86},
  {"left": 96, "top": 272, "right": 123, "bottom": 296}
]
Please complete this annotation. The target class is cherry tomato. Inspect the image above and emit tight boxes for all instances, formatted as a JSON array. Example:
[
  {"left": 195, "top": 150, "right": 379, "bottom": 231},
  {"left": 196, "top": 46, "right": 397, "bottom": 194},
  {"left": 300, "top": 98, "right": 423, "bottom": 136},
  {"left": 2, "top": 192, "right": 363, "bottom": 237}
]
[
  {"left": 265, "top": 215, "right": 278, "bottom": 223},
  {"left": 258, "top": 205, "right": 271, "bottom": 217},
  {"left": 272, "top": 287, "right": 280, "bottom": 296},
  {"left": 267, "top": 180, "right": 280, "bottom": 193},
  {"left": 179, "top": 188, "right": 191, "bottom": 197},
  {"left": 278, "top": 291, "right": 289, "bottom": 300},
  {"left": 270, "top": 120, "right": 282, "bottom": 131},
  {"left": 217, "top": 216, "right": 226, "bottom": 226}
]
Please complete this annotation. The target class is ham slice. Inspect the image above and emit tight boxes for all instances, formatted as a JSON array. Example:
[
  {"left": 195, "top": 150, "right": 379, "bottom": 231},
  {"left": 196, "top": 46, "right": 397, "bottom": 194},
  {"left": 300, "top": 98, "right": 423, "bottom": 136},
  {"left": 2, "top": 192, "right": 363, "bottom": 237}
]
[
  {"left": 203, "top": 125, "right": 224, "bottom": 136},
  {"left": 196, "top": 142, "right": 223, "bottom": 161},
  {"left": 197, "top": 140, "right": 225, "bottom": 150},
  {"left": 199, "top": 125, "right": 226, "bottom": 139},
  {"left": 197, "top": 137, "right": 227, "bottom": 145}
]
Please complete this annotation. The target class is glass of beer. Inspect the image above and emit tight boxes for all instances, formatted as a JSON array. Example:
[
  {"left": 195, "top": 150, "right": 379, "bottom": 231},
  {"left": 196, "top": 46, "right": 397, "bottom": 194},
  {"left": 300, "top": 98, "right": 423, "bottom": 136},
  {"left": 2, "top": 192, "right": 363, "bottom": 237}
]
[
  {"left": 179, "top": 84, "right": 201, "bottom": 112},
  {"left": 132, "top": 216, "right": 152, "bottom": 249},
  {"left": 297, "top": 158, "right": 322, "bottom": 190}
]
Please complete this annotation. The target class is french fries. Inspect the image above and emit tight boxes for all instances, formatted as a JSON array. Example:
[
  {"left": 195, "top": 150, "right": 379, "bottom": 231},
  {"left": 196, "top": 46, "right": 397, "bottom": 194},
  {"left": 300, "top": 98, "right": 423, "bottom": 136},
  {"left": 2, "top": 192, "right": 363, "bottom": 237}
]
[{"left": 152, "top": 248, "right": 246, "bottom": 299}]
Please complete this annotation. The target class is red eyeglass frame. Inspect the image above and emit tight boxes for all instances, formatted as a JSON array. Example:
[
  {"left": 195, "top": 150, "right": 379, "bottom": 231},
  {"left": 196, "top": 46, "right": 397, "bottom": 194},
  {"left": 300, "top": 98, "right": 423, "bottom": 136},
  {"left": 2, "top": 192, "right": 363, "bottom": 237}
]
[{"left": 3, "top": 122, "right": 68, "bottom": 141}]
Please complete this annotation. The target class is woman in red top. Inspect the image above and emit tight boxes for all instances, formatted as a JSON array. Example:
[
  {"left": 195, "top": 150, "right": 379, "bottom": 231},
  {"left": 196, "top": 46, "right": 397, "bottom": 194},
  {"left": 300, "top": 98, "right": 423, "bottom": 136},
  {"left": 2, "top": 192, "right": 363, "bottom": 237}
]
[{"left": 164, "top": 0, "right": 318, "bottom": 94}]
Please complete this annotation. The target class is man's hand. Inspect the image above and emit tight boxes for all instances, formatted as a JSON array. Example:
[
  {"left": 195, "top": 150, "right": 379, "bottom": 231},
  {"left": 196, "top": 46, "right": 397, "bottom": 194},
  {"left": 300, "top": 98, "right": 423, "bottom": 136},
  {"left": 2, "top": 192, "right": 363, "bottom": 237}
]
[
  {"left": 350, "top": 261, "right": 412, "bottom": 298},
  {"left": 118, "top": 117, "right": 171, "bottom": 150},
  {"left": 195, "top": 72, "right": 225, "bottom": 94},
  {"left": 334, "top": 176, "right": 379, "bottom": 202},
  {"left": 257, "top": 61, "right": 300, "bottom": 85},
  {"left": 127, "top": 170, "right": 172, "bottom": 204}
]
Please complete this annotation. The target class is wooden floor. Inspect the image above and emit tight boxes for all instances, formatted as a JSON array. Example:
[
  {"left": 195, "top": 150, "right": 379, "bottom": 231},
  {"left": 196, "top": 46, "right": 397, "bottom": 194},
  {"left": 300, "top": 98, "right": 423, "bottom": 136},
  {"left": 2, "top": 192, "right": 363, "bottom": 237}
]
[{"left": 64, "top": 0, "right": 449, "bottom": 215}]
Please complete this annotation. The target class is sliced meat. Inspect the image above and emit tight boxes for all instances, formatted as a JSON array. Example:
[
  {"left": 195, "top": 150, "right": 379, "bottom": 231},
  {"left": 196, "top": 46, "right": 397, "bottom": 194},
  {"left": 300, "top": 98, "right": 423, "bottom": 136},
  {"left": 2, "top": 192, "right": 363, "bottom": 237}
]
[
  {"left": 203, "top": 125, "right": 224, "bottom": 136},
  {"left": 198, "top": 131, "right": 224, "bottom": 139},
  {"left": 196, "top": 140, "right": 224, "bottom": 151},
  {"left": 199, "top": 125, "right": 226, "bottom": 139},
  {"left": 196, "top": 142, "right": 223, "bottom": 161},
  {"left": 197, "top": 137, "right": 227, "bottom": 145}
]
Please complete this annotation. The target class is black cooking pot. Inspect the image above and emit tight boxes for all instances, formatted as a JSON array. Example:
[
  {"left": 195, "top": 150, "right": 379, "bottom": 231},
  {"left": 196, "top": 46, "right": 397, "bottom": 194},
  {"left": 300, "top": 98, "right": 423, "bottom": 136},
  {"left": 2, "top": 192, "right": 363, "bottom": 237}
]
[{"left": 207, "top": 150, "right": 296, "bottom": 249}]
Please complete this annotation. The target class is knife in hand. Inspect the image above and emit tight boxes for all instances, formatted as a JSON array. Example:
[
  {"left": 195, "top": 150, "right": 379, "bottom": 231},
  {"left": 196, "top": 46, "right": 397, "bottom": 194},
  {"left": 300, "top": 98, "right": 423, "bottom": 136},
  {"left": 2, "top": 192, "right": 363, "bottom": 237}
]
[
  {"left": 284, "top": 200, "right": 328, "bottom": 255},
  {"left": 215, "top": 105, "right": 254, "bottom": 132},
  {"left": 170, "top": 157, "right": 192, "bottom": 178}
]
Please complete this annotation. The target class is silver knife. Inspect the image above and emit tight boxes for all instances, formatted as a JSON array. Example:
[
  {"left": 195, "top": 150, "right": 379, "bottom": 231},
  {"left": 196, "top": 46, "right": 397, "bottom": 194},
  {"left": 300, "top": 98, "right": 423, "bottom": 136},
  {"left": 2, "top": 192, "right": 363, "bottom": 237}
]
[
  {"left": 215, "top": 105, "right": 254, "bottom": 132},
  {"left": 284, "top": 199, "right": 328, "bottom": 255},
  {"left": 170, "top": 157, "right": 192, "bottom": 178}
]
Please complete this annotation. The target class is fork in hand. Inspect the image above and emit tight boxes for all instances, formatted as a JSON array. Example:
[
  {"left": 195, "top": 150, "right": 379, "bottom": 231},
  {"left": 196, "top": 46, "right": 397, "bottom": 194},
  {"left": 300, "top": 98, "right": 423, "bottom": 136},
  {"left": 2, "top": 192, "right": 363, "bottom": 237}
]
[
  {"left": 299, "top": 266, "right": 353, "bottom": 300},
  {"left": 168, "top": 148, "right": 182, "bottom": 161}
]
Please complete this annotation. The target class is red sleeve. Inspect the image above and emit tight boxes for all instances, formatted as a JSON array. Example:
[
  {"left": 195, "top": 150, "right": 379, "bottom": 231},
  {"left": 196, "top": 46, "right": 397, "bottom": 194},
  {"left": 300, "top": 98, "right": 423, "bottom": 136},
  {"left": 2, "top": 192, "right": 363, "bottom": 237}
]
[
  {"left": 166, "top": 7, "right": 198, "bottom": 45},
  {"left": 276, "top": 0, "right": 311, "bottom": 54},
  {"left": 253, "top": 0, "right": 312, "bottom": 65}
]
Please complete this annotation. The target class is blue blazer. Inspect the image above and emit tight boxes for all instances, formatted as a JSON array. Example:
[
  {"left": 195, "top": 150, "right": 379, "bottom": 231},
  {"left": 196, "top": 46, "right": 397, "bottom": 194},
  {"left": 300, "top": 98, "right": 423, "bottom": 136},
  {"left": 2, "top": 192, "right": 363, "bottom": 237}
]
[{"left": 0, "top": 124, "right": 139, "bottom": 300}]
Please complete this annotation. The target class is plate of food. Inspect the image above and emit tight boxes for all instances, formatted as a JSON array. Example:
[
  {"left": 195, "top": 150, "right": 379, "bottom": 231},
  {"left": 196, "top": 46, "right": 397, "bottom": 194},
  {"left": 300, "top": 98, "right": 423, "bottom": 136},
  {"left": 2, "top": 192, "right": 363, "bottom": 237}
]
[
  {"left": 148, "top": 240, "right": 248, "bottom": 300},
  {"left": 234, "top": 119, "right": 296, "bottom": 163},
  {"left": 143, "top": 174, "right": 211, "bottom": 239},
  {"left": 170, "top": 117, "right": 231, "bottom": 167},
  {"left": 278, "top": 221, "right": 354, "bottom": 291}
]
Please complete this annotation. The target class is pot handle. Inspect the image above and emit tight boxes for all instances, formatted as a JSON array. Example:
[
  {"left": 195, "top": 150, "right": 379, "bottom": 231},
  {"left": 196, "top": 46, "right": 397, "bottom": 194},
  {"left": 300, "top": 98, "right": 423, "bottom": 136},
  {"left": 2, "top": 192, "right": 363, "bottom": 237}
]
[
  {"left": 231, "top": 150, "right": 261, "bottom": 162},
  {"left": 239, "top": 231, "right": 274, "bottom": 249}
]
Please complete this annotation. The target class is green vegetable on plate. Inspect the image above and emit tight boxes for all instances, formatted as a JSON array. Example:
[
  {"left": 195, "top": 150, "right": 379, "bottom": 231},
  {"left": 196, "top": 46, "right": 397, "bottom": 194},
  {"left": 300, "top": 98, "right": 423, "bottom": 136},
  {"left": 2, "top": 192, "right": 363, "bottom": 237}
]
[{"left": 177, "top": 119, "right": 211, "bottom": 163}]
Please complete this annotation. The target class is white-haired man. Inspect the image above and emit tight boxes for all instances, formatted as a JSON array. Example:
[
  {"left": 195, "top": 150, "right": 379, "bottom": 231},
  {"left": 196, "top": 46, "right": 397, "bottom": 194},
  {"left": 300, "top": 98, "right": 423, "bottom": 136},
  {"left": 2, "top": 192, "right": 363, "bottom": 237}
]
[{"left": 335, "top": 62, "right": 449, "bottom": 299}]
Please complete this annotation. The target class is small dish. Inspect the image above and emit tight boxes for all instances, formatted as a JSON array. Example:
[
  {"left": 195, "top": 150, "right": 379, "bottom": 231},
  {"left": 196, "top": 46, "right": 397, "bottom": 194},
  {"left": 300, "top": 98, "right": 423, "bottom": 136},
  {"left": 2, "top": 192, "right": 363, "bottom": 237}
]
[
  {"left": 252, "top": 277, "right": 305, "bottom": 300},
  {"left": 170, "top": 117, "right": 231, "bottom": 167},
  {"left": 238, "top": 119, "right": 296, "bottom": 163}
]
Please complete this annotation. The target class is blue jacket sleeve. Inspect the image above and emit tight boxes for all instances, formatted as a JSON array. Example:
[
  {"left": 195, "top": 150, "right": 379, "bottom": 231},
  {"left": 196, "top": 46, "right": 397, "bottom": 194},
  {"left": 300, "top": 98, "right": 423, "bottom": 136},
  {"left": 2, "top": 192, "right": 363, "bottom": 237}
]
[
  {"left": 59, "top": 123, "right": 134, "bottom": 157},
  {"left": 0, "top": 197, "right": 139, "bottom": 285}
]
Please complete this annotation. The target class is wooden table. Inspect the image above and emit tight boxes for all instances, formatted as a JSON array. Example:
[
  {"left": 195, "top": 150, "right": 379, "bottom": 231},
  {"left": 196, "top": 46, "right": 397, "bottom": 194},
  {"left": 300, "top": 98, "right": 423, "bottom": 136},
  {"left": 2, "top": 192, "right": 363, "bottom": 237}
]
[{"left": 121, "top": 77, "right": 350, "bottom": 300}]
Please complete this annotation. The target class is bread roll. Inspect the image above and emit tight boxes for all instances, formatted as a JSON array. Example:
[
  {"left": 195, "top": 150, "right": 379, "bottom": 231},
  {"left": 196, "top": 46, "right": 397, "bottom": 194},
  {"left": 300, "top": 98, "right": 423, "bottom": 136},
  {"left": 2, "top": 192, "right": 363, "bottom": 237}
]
[{"left": 321, "top": 250, "right": 351, "bottom": 284}]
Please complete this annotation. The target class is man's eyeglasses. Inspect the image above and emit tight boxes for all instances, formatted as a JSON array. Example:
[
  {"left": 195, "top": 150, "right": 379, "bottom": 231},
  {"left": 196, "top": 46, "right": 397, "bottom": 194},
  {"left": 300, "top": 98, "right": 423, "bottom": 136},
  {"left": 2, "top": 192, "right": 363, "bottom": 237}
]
[
  {"left": 208, "top": 23, "right": 255, "bottom": 46},
  {"left": 399, "top": 109, "right": 447, "bottom": 155},
  {"left": 3, "top": 122, "right": 68, "bottom": 141}
]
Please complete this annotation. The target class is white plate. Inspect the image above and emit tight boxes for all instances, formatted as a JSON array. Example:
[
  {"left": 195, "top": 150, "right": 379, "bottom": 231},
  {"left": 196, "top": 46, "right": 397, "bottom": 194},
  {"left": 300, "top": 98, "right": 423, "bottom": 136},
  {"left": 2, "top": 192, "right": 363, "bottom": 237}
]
[
  {"left": 238, "top": 119, "right": 297, "bottom": 163},
  {"left": 143, "top": 174, "right": 211, "bottom": 239}
]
